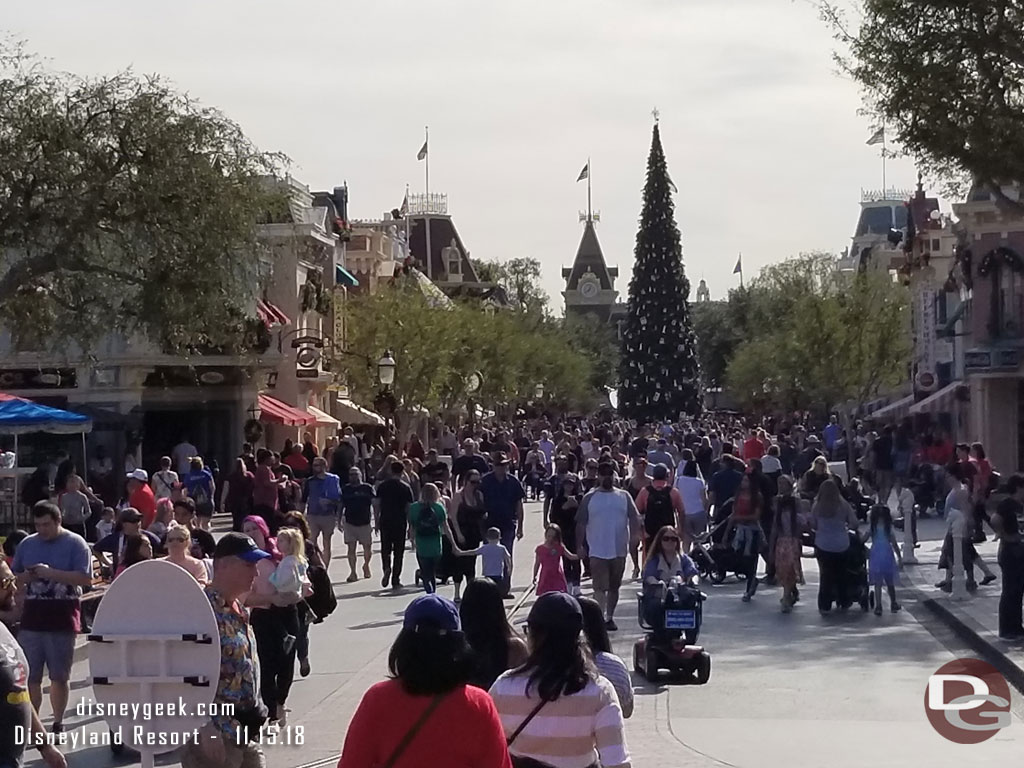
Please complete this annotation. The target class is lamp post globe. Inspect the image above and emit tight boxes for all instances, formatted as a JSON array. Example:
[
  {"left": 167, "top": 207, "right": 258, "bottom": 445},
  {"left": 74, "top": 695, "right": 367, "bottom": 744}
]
[
  {"left": 377, "top": 350, "right": 397, "bottom": 388},
  {"left": 534, "top": 383, "right": 544, "bottom": 400}
]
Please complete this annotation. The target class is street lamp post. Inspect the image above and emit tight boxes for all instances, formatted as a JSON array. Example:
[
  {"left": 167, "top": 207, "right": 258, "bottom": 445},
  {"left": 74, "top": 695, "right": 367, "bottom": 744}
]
[
  {"left": 466, "top": 371, "right": 482, "bottom": 433},
  {"left": 373, "top": 350, "right": 398, "bottom": 438}
]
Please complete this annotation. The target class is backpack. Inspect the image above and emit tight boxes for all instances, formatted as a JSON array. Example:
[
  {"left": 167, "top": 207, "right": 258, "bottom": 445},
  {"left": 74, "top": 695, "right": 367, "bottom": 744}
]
[
  {"left": 645, "top": 486, "right": 676, "bottom": 536},
  {"left": 303, "top": 562, "right": 337, "bottom": 622},
  {"left": 416, "top": 504, "right": 441, "bottom": 537}
]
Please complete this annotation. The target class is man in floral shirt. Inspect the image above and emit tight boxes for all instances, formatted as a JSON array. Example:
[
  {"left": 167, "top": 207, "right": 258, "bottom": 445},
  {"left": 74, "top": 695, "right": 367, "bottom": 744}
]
[{"left": 182, "top": 533, "right": 270, "bottom": 768}]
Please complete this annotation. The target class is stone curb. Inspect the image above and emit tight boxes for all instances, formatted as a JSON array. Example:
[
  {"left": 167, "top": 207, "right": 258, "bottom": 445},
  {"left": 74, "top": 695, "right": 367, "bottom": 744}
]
[{"left": 922, "top": 596, "right": 1024, "bottom": 696}]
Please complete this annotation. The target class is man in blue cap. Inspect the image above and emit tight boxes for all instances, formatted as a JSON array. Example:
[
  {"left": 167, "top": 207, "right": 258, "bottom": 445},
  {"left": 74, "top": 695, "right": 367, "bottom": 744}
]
[{"left": 183, "top": 533, "right": 270, "bottom": 768}]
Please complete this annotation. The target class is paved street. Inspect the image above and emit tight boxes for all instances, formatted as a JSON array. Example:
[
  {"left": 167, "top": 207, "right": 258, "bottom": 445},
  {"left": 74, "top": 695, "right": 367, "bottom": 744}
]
[{"left": 39, "top": 502, "right": 1024, "bottom": 768}]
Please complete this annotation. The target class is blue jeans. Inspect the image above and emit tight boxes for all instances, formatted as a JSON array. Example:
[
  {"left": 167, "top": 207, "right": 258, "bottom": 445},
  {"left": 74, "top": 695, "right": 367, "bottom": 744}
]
[{"left": 418, "top": 555, "right": 438, "bottom": 593}]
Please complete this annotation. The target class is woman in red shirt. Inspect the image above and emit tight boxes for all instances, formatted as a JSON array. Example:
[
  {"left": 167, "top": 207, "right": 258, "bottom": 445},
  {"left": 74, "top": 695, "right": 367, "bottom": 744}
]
[{"left": 338, "top": 594, "right": 511, "bottom": 768}]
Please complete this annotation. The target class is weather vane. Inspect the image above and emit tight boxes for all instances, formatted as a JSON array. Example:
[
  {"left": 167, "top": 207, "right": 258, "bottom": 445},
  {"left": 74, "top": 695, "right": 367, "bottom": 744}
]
[{"left": 652, "top": 107, "right": 660, "bottom": 124}]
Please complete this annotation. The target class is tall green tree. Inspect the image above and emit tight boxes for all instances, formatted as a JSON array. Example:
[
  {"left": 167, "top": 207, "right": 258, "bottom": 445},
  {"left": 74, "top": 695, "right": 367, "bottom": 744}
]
[
  {"left": 725, "top": 253, "right": 910, "bottom": 415},
  {"left": 469, "top": 256, "right": 549, "bottom": 315},
  {"left": 0, "top": 43, "right": 284, "bottom": 353},
  {"left": 562, "top": 312, "right": 619, "bottom": 396},
  {"left": 338, "top": 285, "right": 593, "bottom": 417},
  {"left": 619, "top": 122, "right": 702, "bottom": 421},
  {"left": 820, "top": 0, "right": 1024, "bottom": 210}
]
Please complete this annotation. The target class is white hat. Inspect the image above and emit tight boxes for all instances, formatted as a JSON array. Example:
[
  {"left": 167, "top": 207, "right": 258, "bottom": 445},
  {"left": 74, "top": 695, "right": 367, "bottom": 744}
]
[{"left": 126, "top": 468, "right": 149, "bottom": 483}]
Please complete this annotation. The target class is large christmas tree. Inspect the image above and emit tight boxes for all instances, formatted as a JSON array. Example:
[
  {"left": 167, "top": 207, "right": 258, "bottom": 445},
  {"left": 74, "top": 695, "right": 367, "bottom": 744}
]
[{"left": 619, "top": 121, "right": 702, "bottom": 421}]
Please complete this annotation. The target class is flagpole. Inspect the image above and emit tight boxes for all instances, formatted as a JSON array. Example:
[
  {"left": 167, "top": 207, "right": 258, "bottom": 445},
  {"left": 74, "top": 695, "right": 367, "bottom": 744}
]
[
  {"left": 739, "top": 253, "right": 744, "bottom": 288},
  {"left": 587, "top": 156, "right": 592, "bottom": 223},
  {"left": 424, "top": 125, "right": 432, "bottom": 280},
  {"left": 881, "top": 128, "right": 887, "bottom": 195},
  {"left": 404, "top": 183, "right": 410, "bottom": 258}
]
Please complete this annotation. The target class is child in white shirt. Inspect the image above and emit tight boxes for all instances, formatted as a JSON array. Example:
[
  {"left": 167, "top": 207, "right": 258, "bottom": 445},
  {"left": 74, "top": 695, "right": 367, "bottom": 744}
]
[
  {"left": 95, "top": 507, "right": 116, "bottom": 540},
  {"left": 270, "top": 528, "right": 311, "bottom": 600},
  {"left": 454, "top": 526, "right": 512, "bottom": 597}
]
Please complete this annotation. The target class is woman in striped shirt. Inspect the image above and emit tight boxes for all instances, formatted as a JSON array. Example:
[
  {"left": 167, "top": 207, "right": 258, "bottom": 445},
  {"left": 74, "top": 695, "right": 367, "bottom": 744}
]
[
  {"left": 489, "top": 592, "right": 631, "bottom": 768},
  {"left": 577, "top": 596, "right": 633, "bottom": 718}
]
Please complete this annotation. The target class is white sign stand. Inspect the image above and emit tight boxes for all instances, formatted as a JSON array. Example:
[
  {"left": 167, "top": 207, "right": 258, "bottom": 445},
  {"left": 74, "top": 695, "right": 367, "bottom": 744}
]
[{"left": 87, "top": 560, "right": 221, "bottom": 768}]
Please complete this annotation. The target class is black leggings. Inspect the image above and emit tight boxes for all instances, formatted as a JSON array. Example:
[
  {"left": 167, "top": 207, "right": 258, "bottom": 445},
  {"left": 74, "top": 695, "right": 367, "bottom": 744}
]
[
  {"left": 816, "top": 548, "right": 850, "bottom": 610},
  {"left": 251, "top": 605, "right": 299, "bottom": 718}
]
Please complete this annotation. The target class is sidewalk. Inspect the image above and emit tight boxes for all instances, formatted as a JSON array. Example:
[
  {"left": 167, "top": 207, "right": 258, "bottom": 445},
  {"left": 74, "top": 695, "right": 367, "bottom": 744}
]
[{"left": 901, "top": 514, "right": 1024, "bottom": 691}]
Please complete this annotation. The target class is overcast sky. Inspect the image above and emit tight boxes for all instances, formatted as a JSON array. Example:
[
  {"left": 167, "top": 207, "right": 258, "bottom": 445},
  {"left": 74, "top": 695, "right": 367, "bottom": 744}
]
[{"left": 6, "top": 0, "right": 919, "bottom": 308}]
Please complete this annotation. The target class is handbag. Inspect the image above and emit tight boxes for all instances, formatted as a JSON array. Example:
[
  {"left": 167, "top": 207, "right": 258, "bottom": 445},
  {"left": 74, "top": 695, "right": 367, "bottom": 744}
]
[{"left": 380, "top": 692, "right": 447, "bottom": 768}]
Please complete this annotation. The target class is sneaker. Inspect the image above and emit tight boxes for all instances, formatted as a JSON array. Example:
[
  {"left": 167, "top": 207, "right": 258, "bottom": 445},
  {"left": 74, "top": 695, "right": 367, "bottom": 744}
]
[
  {"left": 741, "top": 593, "right": 752, "bottom": 603},
  {"left": 299, "top": 658, "right": 311, "bottom": 677},
  {"left": 891, "top": 602, "right": 902, "bottom": 614},
  {"left": 874, "top": 606, "right": 883, "bottom": 616},
  {"left": 605, "top": 619, "right": 618, "bottom": 631},
  {"left": 381, "top": 570, "right": 391, "bottom": 589},
  {"left": 981, "top": 574, "right": 997, "bottom": 586},
  {"left": 346, "top": 573, "right": 359, "bottom": 583}
]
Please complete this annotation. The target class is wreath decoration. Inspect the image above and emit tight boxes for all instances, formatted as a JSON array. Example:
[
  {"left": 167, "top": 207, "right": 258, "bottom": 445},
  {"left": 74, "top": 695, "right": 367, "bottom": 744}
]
[
  {"left": 244, "top": 418, "right": 264, "bottom": 444},
  {"left": 978, "top": 246, "right": 1024, "bottom": 277}
]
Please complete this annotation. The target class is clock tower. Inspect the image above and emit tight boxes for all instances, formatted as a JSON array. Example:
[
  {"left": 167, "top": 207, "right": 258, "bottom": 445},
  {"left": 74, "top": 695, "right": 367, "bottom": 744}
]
[{"left": 562, "top": 214, "right": 621, "bottom": 322}]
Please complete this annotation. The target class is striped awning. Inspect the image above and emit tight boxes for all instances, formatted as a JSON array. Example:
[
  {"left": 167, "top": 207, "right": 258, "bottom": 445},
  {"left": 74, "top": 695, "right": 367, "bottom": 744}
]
[
  {"left": 257, "top": 298, "right": 291, "bottom": 327},
  {"left": 258, "top": 394, "right": 316, "bottom": 427},
  {"left": 910, "top": 381, "right": 963, "bottom": 416},
  {"left": 866, "top": 394, "right": 915, "bottom": 421}
]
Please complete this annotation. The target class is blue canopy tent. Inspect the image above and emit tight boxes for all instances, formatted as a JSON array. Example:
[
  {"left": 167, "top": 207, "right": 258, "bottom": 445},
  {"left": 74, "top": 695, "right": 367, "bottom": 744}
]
[
  {"left": 0, "top": 393, "right": 92, "bottom": 435},
  {"left": 0, "top": 394, "right": 93, "bottom": 507}
]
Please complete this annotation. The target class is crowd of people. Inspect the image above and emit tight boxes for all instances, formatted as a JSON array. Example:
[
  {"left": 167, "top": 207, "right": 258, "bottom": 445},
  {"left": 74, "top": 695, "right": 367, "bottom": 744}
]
[{"left": 3, "top": 411, "right": 1024, "bottom": 768}]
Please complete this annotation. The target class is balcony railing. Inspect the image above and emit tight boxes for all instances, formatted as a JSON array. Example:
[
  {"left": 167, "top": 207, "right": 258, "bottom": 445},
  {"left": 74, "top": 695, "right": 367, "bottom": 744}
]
[{"left": 407, "top": 193, "right": 448, "bottom": 216}]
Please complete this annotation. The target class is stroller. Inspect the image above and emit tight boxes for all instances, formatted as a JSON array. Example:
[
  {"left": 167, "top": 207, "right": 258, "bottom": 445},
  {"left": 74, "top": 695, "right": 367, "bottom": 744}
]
[
  {"left": 703, "top": 501, "right": 759, "bottom": 585},
  {"left": 632, "top": 579, "right": 711, "bottom": 684},
  {"left": 819, "top": 531, "right": 870, "bottom": 612}
]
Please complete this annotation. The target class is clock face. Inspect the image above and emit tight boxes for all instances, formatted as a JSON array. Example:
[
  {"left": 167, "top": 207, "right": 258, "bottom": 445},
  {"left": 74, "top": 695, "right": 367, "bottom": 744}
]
[{"left": 580, "top": 280, "right": 599, "bottom": 298}]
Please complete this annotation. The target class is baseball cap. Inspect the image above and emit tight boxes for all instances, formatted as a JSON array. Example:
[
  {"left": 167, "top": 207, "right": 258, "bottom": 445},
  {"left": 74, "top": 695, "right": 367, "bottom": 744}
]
[
  {"left": 213, "top": 532, "right": 271, "bottom": 562},
  {"left": 527, "top": 592, "right": 583, "bottom": 634},
  {"left": 126, "top": 468, "right": 149, "bottom": 483},
  {"left": 118, "top": 507, "right": 143, "bottom": 523},
  {"left": 403, "top": 594, "right": 461, "bottom": 633},
  {"left": 651, "top": 464, "right": 669, "bottom": 481}
]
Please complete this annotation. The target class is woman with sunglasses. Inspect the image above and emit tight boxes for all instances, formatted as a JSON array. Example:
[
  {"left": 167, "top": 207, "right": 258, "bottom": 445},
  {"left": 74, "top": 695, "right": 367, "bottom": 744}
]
[
  {"left": 448, "top": 469, "right": 486, "bottom": 602},
  {"left": 161, "top": 522, "right": 208, "bottom": 584},
  {"left": 642, "top": 525, "right": 699, "bottom": 587}
]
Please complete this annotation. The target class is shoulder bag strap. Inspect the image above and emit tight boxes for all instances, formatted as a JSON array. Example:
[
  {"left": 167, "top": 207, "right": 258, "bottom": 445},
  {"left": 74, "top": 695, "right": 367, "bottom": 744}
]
[
  {"left": 507, "top": 698, "right": 548, "bottom": 748},
  {"left": 381, "top": 692, "right": 447, "bottom": 768}
]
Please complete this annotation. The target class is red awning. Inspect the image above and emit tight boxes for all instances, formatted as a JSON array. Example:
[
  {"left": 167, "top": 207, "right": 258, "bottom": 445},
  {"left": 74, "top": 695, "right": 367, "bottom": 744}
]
[
  {"left": 258, "top": 394, "right": 316, "bottom": 426},
  {"left": 256, "top": 299, "right": 291, "bottom": 327}
]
